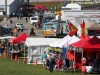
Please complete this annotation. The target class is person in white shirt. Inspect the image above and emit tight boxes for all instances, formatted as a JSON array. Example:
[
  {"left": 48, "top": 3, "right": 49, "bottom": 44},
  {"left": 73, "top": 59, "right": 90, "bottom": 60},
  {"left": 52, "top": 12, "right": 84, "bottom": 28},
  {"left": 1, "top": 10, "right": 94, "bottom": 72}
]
[
  {"left": 47, "top": 52, "right": 50, "bottom": 59},
  {"left": 86, "top": 63, "right": 93, "bottom": 73}
]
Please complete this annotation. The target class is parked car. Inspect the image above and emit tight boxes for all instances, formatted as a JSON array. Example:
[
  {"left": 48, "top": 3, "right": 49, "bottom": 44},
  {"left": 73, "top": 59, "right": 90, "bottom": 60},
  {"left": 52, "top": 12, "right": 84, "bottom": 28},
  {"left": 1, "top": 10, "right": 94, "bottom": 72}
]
[
  {"left": 16, "top": 23, "right": 25, "bottom": 30},
  {"left": 3, "top": 25, "right": 13, "bottom": 36},
  {"left": 30, "top": 16, "right": 39, "bottom": 25}
]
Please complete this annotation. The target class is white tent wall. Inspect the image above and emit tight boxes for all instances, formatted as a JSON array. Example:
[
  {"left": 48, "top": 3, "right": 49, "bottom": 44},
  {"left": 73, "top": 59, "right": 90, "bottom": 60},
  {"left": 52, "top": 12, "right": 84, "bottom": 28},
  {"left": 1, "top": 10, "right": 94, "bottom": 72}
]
[
  {"left": 26, "top": 38, "right": 60, "bottom": 64},
  {"left": 27, "top": 46, "right": 49, "bottom": 64}
]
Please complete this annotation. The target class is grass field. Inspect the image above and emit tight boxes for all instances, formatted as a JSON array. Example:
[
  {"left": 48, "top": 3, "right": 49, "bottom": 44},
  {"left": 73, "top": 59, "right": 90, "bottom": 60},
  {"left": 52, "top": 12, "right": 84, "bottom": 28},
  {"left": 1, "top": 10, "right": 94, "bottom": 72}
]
[{"left": 0, "top": 57, "right": 98, "bottom": 75}]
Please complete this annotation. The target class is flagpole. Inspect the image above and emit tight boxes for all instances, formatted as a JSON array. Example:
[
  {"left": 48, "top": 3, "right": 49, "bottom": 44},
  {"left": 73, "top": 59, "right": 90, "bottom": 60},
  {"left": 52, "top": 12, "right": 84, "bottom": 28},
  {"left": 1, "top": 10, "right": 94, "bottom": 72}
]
[
  {"left": 74, "top": 50, "right": 75, "bottom": 73},
  {"left": 81, "top": 20, "right": 85, "bottom": 73}
]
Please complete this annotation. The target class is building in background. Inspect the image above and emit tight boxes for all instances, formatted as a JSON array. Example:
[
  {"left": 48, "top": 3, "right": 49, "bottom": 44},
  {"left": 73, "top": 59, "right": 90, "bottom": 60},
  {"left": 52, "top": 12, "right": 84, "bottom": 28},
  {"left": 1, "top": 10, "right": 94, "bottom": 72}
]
[{"left": 0, "top": 0, "right": 20, "bottom": 16}]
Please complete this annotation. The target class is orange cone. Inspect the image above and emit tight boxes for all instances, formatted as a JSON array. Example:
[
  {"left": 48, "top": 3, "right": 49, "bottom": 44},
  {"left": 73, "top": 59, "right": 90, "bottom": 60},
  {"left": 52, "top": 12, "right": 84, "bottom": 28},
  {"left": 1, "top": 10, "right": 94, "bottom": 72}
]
[
  {"left": 34, "top": 58, "right": 38, "bottom": 66},
  {"left": 3, "top": 52, "right": 6, "bottom": 58},
  {"left": 10, "top": 54, "right": 13, "bottom": 59},
  {"left": 15, "top": 54, "right": 18, "bottom": 61},
  {"left": 23, "top": 57, "right": 26, "bottom": 63}
]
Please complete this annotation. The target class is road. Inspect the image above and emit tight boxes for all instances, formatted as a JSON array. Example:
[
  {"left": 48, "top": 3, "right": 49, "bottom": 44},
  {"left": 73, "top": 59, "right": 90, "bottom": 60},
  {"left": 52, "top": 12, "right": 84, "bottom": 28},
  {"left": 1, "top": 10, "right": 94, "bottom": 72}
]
[{"left": 0, "top": 17, "right": 44, "bottom": 38}]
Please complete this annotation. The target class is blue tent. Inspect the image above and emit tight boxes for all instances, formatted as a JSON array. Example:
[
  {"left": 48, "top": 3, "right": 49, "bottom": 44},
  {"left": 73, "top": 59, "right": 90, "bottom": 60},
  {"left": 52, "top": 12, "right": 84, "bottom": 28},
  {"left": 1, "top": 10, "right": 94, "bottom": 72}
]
[{"left": 62, "top": 47, "right": 67, "bottom": 58}]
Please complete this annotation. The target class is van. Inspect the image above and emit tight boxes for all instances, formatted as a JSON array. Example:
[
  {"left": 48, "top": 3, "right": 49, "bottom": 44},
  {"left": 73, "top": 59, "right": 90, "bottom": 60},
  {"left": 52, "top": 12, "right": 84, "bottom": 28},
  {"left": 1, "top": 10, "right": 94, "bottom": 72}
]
[{"left": 30, "top": 16, "right": 39, "bottom": 25}]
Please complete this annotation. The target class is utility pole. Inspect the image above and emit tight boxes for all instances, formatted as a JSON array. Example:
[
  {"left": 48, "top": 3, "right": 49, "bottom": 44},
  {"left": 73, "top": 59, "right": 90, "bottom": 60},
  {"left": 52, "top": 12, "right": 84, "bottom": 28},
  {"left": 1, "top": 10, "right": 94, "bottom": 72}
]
[
  {"left": 83, "top": 0, "right": 85, "bottom": 10},
  {"left": 5, "top": 0, "right": 7, "bottom": 22},
  {"left": 28, "top": 0, "right": 29, "bottom": 9},
  {"left": 36, "top": 0, "right": 38, "bottom": 6}
]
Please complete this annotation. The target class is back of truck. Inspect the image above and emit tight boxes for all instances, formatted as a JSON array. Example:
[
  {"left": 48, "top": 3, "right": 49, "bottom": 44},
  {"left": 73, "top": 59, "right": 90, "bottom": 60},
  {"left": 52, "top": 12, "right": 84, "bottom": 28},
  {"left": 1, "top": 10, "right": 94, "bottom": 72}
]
[{"left": 43, "top": 22, "right": 57, "bottom": 38}]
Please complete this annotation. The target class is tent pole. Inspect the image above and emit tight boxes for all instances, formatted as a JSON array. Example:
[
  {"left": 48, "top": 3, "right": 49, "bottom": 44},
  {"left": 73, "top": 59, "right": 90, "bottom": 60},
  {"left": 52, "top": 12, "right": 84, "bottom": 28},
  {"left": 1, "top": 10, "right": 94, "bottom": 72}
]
[
  {"left": 27, "top": 41, "right": 30, "bottom": 64},
  {"left": 24, "top": 44, "right": 25, "bottom": 58},
  {"left": 12, "top": 44, "right": 13, "bottom": 52},
  {"left": 74, "top": 50, "right": 75, "bottom": 73},
  {"left": 81, "top": 48, "right": 83, "bottom": 73},
  {"left": 24, "top": 44, "right": 25, "bottom": 57}
]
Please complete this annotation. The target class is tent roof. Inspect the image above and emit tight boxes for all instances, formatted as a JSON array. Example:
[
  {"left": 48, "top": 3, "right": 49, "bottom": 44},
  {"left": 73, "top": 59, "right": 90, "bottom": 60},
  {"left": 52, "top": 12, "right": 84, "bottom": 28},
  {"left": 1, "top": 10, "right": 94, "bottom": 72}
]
[
  {"left": 69, "top": 35, "right": 90, "bottom": 47},
  {"left": 86, "top": 22, "right": 100, "bottom": 30},
  {"left": 0, "top": 0, "right": 14, "bottom": 5},
  {"left": 25, "top": 38, "right": 60, "bottom": 46},
  {"left": 49, "top": 35, "right": 71, "bottom": 48},
  {"left": 65, "top": 3, "right": 81, "bottom": 8},
  {"left": 0, "top": 36, "right": 15, "bottom": 40},
  {"left": 33, "top": 5, "right": 48, "bottom": 10},
  {"left": 70, "top": 36, "right": 100, "bottom": 51},
  {"left": 67, "top": 35, "right": 80, "bottom": 46},
  {"left": 83, "top": 36, "right": 100, "bottom": 50},
  {"left": 10, "top": 32, "right": 29, "bottom": 44}
]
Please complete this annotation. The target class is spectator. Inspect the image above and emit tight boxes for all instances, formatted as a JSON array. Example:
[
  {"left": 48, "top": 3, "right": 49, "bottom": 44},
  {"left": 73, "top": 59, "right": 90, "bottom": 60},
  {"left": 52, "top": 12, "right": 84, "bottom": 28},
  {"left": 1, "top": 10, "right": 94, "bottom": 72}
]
[
  {"left": 13, "top": 12, "right": 15, "bottom": 17},
  {"left": 41, "top": 51, "right": 47, "bottom": 68},
  {"left": 14, "top": 27, "right": 18, "bottom": 37},
  {"left": 65, "top": 58, "right": 70, "bottom": 70},
  {"left": 49, "top": 53, "right": 54, "bottom": 72},
  {"left": 97, "top": 55, "right": 100, "bottom": 73},
  {"left": 86, "top": 63, "right": 93, "bottom": 74},
  {"left": 45, "top": 59, "right": 49, "bottom": 70},
  {"left": 25, "top": 17, "right": 28, "bottom": 23},
  {"left": 10, "top": 19, "right": 12, "bottom": 24}
]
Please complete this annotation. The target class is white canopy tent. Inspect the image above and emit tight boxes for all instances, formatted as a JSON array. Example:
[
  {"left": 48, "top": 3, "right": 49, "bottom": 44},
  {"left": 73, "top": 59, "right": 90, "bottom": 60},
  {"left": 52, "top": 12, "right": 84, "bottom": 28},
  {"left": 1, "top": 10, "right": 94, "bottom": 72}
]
[
  {"left": 49, "top": 35, "right": 80, "bottom": 51},
  {"left": 0, "top": 36, "right": 15, "bottom": 39},
  {"left": 63, "top": 35, "right": 80, "bottom": 48},
  {"left": 65, "top": 3, "right": 82, "bottom": 10},
  {"left": 25, "top": 38, "right": 60, "bottom": 64},
  {"left": 49, "top": 35, "right": 71, "bottom": 48}
]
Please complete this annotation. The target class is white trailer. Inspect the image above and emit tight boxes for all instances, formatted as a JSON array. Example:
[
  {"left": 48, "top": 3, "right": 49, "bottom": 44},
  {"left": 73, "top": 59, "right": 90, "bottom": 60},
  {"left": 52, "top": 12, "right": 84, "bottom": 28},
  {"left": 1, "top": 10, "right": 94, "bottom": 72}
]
[{"left": 61, "top": 10, "right": 100, "bottom": 36}]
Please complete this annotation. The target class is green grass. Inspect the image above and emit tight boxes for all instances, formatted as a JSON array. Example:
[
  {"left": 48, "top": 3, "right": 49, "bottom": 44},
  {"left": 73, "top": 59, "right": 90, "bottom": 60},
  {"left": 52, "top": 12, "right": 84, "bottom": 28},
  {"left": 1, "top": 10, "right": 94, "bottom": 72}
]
[{"left": 0, "top": 57, "right": 98, "bottom": 75}]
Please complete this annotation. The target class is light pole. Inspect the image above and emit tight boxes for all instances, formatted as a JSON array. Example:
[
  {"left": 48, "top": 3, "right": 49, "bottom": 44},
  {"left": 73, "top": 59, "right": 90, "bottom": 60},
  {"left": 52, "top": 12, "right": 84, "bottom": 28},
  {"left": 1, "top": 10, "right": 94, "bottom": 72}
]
[
  {"left": 83, "top": 0, "right": 85, "bottom": 9},
  {"left": 36, "top": 0, "right": 38, "bottom": 6},
  {"left": 5, "top": 0, "right": 7, "bottom": 22}
]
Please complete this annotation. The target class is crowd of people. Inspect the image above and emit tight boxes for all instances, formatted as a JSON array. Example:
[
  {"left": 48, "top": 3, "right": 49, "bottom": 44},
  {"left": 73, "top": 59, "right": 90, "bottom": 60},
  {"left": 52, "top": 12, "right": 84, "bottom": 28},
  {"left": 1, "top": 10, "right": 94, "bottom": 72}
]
[
  {"left": 41, "top": 50, "right": 100, "bottom": 74},
  {"left": 82, "top": 55, "right": 100, "bottom": 74},
  {"left": 41, "top": 50, "right": 70, "bottom": 73}
]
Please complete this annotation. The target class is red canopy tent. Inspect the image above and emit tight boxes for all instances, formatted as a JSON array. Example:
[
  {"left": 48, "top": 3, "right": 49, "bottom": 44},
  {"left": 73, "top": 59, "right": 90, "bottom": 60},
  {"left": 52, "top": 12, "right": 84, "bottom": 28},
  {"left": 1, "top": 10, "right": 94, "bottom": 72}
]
[
  {"left": 33, "top": 5, "right": 48, "bottom": 11},
  {"left": 10, "top": 32, "right": 29, "bottom": 44},
  {"left": 83, "top": 36, "right": 100, "bottom": 51},
  {"left": 69, "top": 35, "right": 90, "bottom": 48},
  {"left": 68, "top": 36, "right": 100, "bottom": 71}
]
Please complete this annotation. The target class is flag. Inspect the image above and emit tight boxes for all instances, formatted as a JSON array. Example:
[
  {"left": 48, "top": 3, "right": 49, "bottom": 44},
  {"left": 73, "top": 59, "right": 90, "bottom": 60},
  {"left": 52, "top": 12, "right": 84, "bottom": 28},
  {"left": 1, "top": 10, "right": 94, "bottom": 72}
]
[
  {"left": 69, "top": 22, "right": 78, "bottom": 36},
  {"left": 66, "top": 20, "right": 78, "bottom": 36},
  {"left": 63, "top": 0, "right": 67, "bottom": 7},
  {"left": 66, "top": 20, "right": 70, "bottom": 34},
  {"left": 80, "top": 20, "right": 86, "bottom": 38}
]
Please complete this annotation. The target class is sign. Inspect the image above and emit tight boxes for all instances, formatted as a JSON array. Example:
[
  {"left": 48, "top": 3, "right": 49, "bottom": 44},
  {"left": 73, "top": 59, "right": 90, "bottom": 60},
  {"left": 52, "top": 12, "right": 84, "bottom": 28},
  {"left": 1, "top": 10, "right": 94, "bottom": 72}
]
[{"left": 48, "top": 46, "right": 62, "bottom": 52}]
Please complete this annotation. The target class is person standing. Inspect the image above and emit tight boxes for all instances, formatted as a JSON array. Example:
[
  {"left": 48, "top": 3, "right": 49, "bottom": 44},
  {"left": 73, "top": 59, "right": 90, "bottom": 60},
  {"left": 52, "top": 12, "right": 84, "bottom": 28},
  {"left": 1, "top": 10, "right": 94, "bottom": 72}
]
[
  {"left": 10, "top": 19, "right": 12, "bottom": 24},
  {"left": 13, "top": 12, "right": 15, "bottom": 17},
  {"left": 41, "top": 51, "right": 47, "bottom": 68},
  {"left": 97, "top": 55, "right": 100, "bottom": 73},
  {"left": 25, "top": 17, "right": 28, "bottom": 23},
  {"left": 49, "top": 53, "right": 55, "bottom": 72},
  {"left": 13, "top": 27, "right": 18, "bottom": 37}
]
